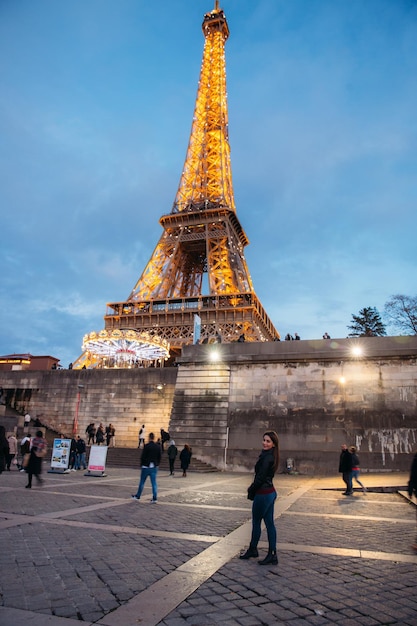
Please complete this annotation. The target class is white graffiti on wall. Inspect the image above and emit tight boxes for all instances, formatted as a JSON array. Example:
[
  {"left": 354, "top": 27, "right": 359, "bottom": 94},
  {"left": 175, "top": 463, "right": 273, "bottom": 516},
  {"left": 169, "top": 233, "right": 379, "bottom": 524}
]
[{"left": 356, "top": 429, "right": 417, "bottom": 465}]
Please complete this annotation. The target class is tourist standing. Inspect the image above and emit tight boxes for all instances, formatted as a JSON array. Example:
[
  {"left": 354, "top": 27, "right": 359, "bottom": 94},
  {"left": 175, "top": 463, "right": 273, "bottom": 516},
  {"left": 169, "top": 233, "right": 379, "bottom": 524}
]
[
  {"left": 95, "top": 423, "right": 105, "bottom": 445},
  {"left": 167, "top": 440, "right": 178, "bottom": 475},
  {"left": 85, "top": 423, "right": 96, "bottom": 445},
  {"left": 74, "top": 436, "right": 87, "bottom": 470},
  {"left": 240, "top": 431, "right": 280, "bottom": 565},
  {"left": 339, "top": 444, "right": 353, "bottom": 495},
  {"left": 131, "top": 432, "right": 161, "bottom": 502},
  {"left": 106, "top": 423, "right": 115, "bottom": 447},
  {"left": 180, "top": 444, "right": 192, "bottom": 477}
]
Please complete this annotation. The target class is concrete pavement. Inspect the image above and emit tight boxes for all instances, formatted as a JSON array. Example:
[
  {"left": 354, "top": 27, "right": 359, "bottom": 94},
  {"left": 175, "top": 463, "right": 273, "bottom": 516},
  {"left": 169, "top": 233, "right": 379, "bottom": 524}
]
[{"left": 0, "top": 465, "right": 416, "bottom": 625}]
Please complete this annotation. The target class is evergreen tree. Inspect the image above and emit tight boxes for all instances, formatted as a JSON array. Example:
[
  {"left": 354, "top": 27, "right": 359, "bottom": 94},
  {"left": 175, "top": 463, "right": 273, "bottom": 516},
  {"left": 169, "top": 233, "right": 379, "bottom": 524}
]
[{"left": 347, "top": 307, "right": 386, "bottom": 337}]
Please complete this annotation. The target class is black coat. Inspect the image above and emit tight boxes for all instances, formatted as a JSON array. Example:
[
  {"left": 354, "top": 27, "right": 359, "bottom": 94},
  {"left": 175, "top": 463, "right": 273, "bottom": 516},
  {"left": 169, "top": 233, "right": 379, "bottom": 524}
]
[
  {"left": 247, "top": 449, "right": 276, "bottom": 500},
  {"left": 180, "top": 447, "right": 192, "bottom": 470},
  {"left": 339, "top": 450, "right": 353, "bottom": 473},
  {"left": 140, "top": 441, "right": 161, "bottom": 467},
  {"left": 408, "top": 452, "right": 417, "bottom": 498}
]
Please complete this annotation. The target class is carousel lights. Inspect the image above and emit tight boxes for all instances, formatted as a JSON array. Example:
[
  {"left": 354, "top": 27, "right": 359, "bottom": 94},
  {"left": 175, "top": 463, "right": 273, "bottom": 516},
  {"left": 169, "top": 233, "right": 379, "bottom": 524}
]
[{"left": 82, "top": 329, "right": 170, "bottom": 366}]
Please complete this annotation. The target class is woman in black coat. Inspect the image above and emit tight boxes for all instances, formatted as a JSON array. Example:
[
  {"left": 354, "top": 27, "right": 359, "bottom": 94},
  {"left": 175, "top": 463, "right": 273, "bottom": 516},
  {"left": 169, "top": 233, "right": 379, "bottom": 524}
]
[
  {"left": 179, "top": 444, "right": 192, "bottom": 477},
  {"left": 240, "top": 431, "right": 280, "bottom": 565}
]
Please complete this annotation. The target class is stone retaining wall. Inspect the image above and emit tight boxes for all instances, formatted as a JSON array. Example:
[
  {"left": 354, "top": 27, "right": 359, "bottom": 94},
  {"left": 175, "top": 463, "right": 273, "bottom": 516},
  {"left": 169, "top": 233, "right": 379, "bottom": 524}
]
[{"left": 1, "top": 336, "right": 416, "bottom": 473}]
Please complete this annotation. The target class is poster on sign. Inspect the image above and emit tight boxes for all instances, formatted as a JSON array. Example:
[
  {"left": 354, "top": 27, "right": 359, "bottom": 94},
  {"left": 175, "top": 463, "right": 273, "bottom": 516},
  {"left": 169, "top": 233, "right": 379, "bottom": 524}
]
[
  {"left": 49, "top": 438, "right": 71, "bottom": 473},
  {"left": 86, "top": 445, "right": 108, "bottom": 476}
]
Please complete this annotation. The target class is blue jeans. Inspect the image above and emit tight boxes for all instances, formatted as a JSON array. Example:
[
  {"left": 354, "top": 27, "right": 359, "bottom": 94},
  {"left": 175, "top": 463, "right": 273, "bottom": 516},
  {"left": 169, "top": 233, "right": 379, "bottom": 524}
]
[
  {"left": 74, "top": 452, "right": 87, "bottom": 469},
  {"left": 134, "top": 466, "right": 158, "bottom": 500},
  {"left": 343, "top": 471, "right": 353, "bottom": 493},
  {"left": 250, "top": 491, "right": 277, "bottom": 552}
]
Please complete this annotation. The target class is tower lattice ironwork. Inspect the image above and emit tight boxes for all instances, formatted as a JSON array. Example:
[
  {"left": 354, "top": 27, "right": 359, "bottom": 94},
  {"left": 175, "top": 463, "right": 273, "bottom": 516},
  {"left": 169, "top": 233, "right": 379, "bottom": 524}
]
[{"left": 75, "top": 2, "right": 279, "bottom": 368}]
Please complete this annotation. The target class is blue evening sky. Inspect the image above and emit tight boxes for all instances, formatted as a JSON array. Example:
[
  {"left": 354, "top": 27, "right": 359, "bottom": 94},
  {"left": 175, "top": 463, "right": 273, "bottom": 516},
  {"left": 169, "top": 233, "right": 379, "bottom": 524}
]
[{"left": 1, "top": 0, "right": 416, "bottom": 366}]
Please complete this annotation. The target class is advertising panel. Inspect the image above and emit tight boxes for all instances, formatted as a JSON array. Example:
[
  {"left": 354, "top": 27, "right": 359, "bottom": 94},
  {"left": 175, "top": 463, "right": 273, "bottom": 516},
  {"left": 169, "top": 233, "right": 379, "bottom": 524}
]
[
  {"left": 50, "top": 438, "right": 71, "bottom": 471},
  {"left": 87, "top": 445, "right": 108, "bottom": 474}
]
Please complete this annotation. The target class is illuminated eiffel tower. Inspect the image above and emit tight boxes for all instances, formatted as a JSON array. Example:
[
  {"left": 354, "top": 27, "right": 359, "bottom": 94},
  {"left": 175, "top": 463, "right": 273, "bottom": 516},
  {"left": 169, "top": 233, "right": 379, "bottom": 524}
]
[{"left": 75, "top": 2, "right": 279, "bottom": 368}]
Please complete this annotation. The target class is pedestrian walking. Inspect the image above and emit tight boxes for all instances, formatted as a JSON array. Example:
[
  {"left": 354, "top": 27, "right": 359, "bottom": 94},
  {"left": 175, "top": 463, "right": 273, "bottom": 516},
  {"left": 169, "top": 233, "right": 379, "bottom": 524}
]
[
  {"left": 339, "top": 444, "right": 353, "bottom": 495},
  {"left": 0, "top": 426, "right": 9, "bottom": 474},
  {"left": 25, "top": 430, "right": 47, "bottom": 488},
  {"left": 179, "top": 444, "right": 192, "bottom": 477},
  {"left": 19, "top": 435, "right": 31, "bottom": 471},
  {"left": 349, "top": 446, "right": 366, "bottom": 493},
  {"left": 131, "top": 432, "right": 161, "bottom": 502},
  {"left": 240, "top": 431, "right": 280, "bottom": 565},
  {"left": 167, "top": 439, "right": 178, "bottom": 475},
  {"left": 407, "top": 449, "right": 417, "bottom": 551},
  {"left": 6, "top": 433, "right": 18, "bottom": 470}
]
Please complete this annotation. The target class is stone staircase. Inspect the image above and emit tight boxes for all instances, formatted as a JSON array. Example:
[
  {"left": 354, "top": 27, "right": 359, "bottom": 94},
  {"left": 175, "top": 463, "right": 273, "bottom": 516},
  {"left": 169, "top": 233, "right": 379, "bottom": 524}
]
[{"left": 105, "top": 446, "right": 219, "bottom": 472}]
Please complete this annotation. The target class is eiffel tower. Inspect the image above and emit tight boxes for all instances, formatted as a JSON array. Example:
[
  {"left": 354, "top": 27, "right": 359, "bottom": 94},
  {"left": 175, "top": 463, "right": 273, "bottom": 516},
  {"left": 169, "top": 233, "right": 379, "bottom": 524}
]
[{"left": 76, "top": 2, "right": 279, "bottom": 368}]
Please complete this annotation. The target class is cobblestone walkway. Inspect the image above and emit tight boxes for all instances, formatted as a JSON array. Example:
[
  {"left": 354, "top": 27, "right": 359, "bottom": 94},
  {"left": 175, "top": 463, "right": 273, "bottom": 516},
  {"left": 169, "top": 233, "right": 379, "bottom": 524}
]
[{"left": 0, "top": 467, "right": 416, "bottom": 625}]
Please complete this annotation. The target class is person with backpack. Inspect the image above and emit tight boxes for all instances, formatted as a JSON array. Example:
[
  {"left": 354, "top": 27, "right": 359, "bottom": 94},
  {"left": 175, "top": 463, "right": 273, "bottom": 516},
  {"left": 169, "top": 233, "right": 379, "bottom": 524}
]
[{"left": 167, "top": 440, "right": 178, "bottom": 475}]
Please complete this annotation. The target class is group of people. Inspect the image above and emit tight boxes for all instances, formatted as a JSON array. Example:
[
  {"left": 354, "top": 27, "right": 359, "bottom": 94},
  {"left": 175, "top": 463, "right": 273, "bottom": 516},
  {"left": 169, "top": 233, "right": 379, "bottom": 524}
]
[
  {"left": 0, "top": 426, "right": 48, "bottom": 488},
  {"left": 339, "top": 444, "right": 367, "bottom": 495},
  {"left": 85, "top": 422, "right": 115, "bottom": 447},
  {"left": 68, "top": 435, "right": 88, "bottom": 470}
]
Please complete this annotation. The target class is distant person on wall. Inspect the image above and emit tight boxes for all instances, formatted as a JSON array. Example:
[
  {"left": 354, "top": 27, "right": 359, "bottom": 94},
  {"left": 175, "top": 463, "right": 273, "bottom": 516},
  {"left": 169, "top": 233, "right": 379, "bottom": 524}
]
[
  {"left": 407, "top": 449, "right": 417, "bottom": 551},
  {"left": 339, "top": 444, "right": 353, "bottom": 496},
  {"left": 24, "top": 413, "right": 31, "bottom": 430},
  {"left": 240, "top": 431, "right": 280, "bottom": 566},
  {"left": 285, "top": 333, "right": 293, "bottom": 341},
  {"left": 95, "top": 423, "right": 105, "bottom": 445},
  {"left": 131, "top": 432, "right": 161, "bottom": 502},
  {"left": 85, "top": 423, "right": 96, "bottom": 445},
  {"left": 179, "top": 444, "right": 192, "bottom": 477},
  {"left": 106, "top": 424, "right": 115, "bottom": 447},
  {"left": 138, "top": 425, "right": 146, "bottom": 449},
  {"left": 323, "top": 332, "right": 331, "bottom": 339},
  {"left": 167, "top": 440, "right": 178, "bottom": 475},
  {"left": 349, "top": 446, "right": 366, "bottom": 493},
  {"left": 25, "top": 430, "right": 47, "bottom": 488},
  {"left": 294, "top": 332, "right": 300, "bottom": 340}
]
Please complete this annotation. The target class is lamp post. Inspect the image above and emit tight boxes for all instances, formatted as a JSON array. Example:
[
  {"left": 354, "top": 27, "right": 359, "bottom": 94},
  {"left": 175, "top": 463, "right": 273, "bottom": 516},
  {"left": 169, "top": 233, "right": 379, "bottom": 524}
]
[{"left": 73, "top": 384, "right": 84, "bottom": 435}]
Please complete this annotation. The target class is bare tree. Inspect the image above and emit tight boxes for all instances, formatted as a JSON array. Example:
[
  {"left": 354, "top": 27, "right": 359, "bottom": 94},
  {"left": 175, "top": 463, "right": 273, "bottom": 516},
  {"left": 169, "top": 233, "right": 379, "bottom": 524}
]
[{"left": 384, "top": 294, "right": 417, "bottom": 335}]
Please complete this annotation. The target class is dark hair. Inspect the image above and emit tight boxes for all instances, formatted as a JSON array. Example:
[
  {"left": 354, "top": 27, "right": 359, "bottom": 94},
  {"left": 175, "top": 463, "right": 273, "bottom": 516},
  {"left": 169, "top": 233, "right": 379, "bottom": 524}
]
[
  {"left": 36, "top": 430, "right": 43, "bottom": 437},
  {"left": 149, "top": 432, "right": 155, "bottom": 440},
  {"left": 263, "top": 431, "right": 280, "bottom": 473}
]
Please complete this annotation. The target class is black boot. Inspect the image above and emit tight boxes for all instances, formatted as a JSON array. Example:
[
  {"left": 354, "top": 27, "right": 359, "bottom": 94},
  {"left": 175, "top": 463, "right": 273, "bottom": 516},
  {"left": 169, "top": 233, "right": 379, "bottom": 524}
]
[
  {"left": 239, "top": 546, "right": 259, "bottom": 559},
  {"left": 258, "top": 551, "right": 278, "bottom": 565}
]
